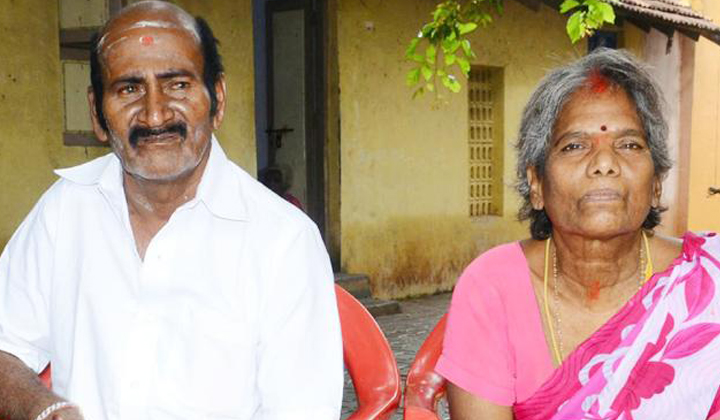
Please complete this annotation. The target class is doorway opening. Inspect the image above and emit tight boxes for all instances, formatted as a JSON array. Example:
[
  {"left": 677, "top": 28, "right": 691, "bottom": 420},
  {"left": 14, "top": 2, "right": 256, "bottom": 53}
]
[{"left": 254, "top": 0, "right": 326, "bottom": 236}]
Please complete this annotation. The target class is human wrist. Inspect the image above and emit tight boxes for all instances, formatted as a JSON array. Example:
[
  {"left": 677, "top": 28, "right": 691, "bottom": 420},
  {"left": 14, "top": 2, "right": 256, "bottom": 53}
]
[{"left": 33, "top": 401, "right": 79, "bottom": 420}]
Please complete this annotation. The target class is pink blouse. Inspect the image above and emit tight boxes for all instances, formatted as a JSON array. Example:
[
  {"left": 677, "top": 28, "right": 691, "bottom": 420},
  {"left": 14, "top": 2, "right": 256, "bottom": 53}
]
[
  {"left": 436, "top": 241, "right": 720, "bottom": 419},
  {"left": 435, "top": 242, "right": 554, "bottom": 405}
]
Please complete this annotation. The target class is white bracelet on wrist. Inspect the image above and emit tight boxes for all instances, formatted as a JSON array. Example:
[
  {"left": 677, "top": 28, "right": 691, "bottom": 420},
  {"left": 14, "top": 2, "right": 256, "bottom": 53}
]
[{"left": 34, "top": 401, "right": 77, "bottom": 420}]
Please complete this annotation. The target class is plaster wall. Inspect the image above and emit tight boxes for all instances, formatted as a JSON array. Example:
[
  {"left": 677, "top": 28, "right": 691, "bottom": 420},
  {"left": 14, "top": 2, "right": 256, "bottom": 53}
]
[
  {"left": 0, "top": 0, "right": 107, "bottom": 252},
  {"left": 642, "top": 30, "right": 690, "bottom": 237},
  {"left": 174, "top": 0, "right": 257, "bottom": 173},
  {"left": 0, "top": 0, "right": 255, "bottom": 252},
  {"left": 337, "top": 0, "right": 587, "bottom": 298},
  {"left": 687, "top": 0, "right": 720, "bottom": 232}
]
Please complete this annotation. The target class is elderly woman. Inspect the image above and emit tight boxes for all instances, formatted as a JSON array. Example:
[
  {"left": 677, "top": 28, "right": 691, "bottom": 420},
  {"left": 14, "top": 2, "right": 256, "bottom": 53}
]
[{"left": 436, "top": 48, "right": 720, "bottom": 420}]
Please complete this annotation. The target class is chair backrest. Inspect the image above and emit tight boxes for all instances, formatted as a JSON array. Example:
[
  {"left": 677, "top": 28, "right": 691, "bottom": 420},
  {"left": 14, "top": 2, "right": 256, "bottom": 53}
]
[
  {"left": 39, "top": 365, "right": 51, "bottom": 388},
  {"left": 335, "top": 285, "right": 401, "bottom": 420},
  {"left": 403, "top": 313, "right": 448, "bottom": 420}
]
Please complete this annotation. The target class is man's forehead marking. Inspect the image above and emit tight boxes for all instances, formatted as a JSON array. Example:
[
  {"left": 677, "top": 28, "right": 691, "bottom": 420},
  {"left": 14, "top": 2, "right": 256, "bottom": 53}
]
[
  {"left": 101, "top": 35, "right": 129, "bottom": 54},
  {"left": 141, "top": 36, "right": 154, "bottom": 45},
  {"left": 98, "top": 18, "right": 199, "bottom": 50}
]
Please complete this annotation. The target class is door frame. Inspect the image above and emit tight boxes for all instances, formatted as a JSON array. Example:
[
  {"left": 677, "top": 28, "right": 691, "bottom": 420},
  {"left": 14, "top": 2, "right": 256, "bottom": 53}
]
[{"left": 265, "top": 0, "right": 326, "bottom": 237}]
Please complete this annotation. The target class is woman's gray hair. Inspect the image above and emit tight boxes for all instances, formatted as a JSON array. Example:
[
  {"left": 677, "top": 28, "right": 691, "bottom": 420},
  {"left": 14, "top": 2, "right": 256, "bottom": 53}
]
[{"left": 515, "top": 48, "right": 671, "bottom": 240}]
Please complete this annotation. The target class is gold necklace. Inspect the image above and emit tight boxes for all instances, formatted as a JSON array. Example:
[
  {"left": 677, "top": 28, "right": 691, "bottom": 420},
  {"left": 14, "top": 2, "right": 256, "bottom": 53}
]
[{"left": 542, "top": 231, "right": 652, "bottom": 365}]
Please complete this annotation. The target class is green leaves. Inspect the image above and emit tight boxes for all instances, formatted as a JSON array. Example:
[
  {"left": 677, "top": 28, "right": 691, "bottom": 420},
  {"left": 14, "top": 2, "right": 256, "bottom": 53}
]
[
  {"left": 456, "top": 56, "right": 471, "bottom": 75},
  {"left": 566, "top": 10, "right": 586, "bottom": 43},
  {"left": 406, "top": 0, "right": 615, "bottom": 98},
  {"left": 406, "top": 68, "right": 421, "bottom": 86},
  {"left": 561, "top": 0, "right": 615, "bottom": 43},
  {"left": 441, "top": 74, "right": 462, "bottom": 92},
  {"left": 425, "top": 44, "right": 437, "bottom": 65},
  {"left": 458, "top": 22, "right": 478, "bottom": 34},
  {"left": 405, "top": 0, "right": 499, "bottom": 97},
  {"left": 559, "top": 0, "right": 581, "bottom": 13},
  {"left": 421, "top": 64, "right": 434, "bottom": 81}
]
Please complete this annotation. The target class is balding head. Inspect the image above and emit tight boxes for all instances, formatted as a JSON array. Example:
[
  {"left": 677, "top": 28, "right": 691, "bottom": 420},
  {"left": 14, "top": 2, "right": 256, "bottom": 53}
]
[
  {"left": 98, "top": 1, "right": 200, "bottom": 53},
  {"left": 90, "top": 1, "right": 224, "bottom": 130}
]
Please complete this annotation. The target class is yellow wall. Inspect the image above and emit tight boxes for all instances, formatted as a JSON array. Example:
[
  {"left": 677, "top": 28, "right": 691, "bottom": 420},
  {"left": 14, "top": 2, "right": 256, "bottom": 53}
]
[
  {"left": 0, "top": 0, "right": 255, "bottom": 252},
  {"left": 173, "top": 0, "right": 256, "bottom": 173},
  {"left": 623, "top": 22, "right": 647, "bottom": 57},
  {"left": 0, "top": 0, "right": 106, "bottom": 251},
  {"left": 337, "top": 0, "right": 586, "bottom": 298},
  {"left": 687, "top": 0, "right": 720, "bottom": 232}
]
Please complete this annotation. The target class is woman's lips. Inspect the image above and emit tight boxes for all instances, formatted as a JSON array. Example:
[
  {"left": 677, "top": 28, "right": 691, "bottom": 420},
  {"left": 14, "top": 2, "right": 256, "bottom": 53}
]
[{"left": 581, "top": 188, "right": 622, "bottom": 203}]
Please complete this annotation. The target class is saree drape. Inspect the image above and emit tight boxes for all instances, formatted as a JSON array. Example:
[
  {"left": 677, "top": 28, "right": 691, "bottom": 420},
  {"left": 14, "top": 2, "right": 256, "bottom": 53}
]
[{"left": 514, "top": 232, "right": 720, "bottom": 420}]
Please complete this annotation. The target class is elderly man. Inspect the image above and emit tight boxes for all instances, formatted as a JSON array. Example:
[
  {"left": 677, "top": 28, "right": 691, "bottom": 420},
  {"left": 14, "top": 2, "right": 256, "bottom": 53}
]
[{"left": 0, "top": 2, "right": 342, "bottom": 420}]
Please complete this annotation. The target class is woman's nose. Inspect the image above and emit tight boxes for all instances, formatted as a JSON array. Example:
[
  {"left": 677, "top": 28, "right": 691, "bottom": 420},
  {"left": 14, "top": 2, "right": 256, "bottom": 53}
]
[{"left": 587, "top": 141, "right": 620, "bottom": 177}]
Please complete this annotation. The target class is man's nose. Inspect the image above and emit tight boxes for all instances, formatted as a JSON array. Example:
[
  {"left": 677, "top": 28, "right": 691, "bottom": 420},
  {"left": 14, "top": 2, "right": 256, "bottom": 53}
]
[
  {"left": 587, "top": 141, "right": 620, "bottom": 177},
  {"left": 137, "top": 85, "right": 174, "bottom": 127}
]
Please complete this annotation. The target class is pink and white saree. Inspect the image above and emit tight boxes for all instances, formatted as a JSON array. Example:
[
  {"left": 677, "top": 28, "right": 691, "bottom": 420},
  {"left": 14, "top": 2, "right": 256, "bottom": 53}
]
[{"left": 514, "top": 232, "right": 720, "bottom": 420}]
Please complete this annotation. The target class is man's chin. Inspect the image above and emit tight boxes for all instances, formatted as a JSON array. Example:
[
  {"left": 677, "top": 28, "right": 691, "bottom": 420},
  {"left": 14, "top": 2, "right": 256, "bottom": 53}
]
[{"left": 123, "top": 162, "right": 199, "bottom": 184}]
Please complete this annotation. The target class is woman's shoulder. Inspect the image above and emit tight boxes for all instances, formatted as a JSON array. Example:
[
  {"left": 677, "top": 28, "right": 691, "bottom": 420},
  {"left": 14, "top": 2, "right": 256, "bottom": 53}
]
[
  {"left": 648, "top": 231, "right": 720, "bottom": 273},
  {"left": 648, "top": 232, "right": 682, "bottom": 272},
  {"left": 457, "top": 241, "right": 530, "bottom": 291}
]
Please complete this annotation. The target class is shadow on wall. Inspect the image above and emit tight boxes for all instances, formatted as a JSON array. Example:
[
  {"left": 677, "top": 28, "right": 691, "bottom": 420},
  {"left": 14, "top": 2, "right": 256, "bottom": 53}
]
[{"left": 343, "top": 215, "right": 517, "bottom": 299}]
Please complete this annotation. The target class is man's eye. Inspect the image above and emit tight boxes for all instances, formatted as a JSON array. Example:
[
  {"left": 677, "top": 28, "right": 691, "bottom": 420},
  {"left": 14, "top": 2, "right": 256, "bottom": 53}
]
[
  {"left": 118, "top": 85, "right": 138, "bottom": 95},
  {"left": 171, "top": 81, "right": 190, "bottom": 90}
]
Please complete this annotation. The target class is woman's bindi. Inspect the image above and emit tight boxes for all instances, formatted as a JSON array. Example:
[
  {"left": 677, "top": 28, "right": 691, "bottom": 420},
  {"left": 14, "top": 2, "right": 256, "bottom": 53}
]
[
  {"left": 140, "top": 36, "right": 154, "bottom": 46},
  {"left": 600, "top": 125, "right": 607, "bottom": 131}
]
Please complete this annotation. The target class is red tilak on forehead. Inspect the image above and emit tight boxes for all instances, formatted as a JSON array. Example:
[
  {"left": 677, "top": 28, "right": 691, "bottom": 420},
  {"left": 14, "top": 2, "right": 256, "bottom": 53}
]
[
  {"left": 140, "top": 36, "right": 154, "bottom": 46},
  {"left": 586, "top": 69, "right": 609, "bottom": 94}
]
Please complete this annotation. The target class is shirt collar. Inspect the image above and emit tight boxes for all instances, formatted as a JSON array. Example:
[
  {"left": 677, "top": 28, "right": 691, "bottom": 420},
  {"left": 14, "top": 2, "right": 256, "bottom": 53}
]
[
  {"left": 54, "top": 135, "right": 249, "bottom": 222},
  {"left": 193, "top": 136, "right": 248, "bottom": 221}
]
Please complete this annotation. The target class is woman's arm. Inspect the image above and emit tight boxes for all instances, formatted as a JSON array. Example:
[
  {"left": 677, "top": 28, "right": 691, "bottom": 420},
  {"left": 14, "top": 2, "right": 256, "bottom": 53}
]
[{"left": 447, "top": 382, "right": 514, "bottom": 420}]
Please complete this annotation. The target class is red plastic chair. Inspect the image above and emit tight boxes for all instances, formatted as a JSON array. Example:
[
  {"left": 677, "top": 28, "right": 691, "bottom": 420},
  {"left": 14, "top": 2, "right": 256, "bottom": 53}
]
[
  {"left": 39, "top": 365, "right": 51, "bottom": 388},
  {"left": 403, "top": 314, "right": 448, "bottom": 420},
  {"left": 335, "top": 285, "right": 402, "bottom": 420}
]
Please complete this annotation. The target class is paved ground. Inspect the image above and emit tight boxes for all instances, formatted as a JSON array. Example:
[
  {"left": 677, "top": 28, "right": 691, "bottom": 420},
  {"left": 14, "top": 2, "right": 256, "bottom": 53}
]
[{"left": 341, "top": 292, "right": 452, "bottom": 420}]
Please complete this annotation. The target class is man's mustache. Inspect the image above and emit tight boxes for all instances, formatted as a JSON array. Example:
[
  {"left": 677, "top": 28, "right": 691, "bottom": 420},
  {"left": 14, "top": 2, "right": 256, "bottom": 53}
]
[{"left": 129, "top": 123, "right": 188, "bottom": 147}]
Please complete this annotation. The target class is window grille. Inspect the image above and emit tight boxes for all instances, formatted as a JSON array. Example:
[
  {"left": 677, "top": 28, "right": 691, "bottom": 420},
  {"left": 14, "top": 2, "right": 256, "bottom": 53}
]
[{"left": 468, "top": 66, "right": 503, "bottom": 217}]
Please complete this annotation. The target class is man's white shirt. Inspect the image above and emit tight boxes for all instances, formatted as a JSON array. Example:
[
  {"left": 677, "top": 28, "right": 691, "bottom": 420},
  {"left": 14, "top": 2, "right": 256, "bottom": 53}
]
[{"left": 0, "top": 137, "right": 343, "bottom": 420}]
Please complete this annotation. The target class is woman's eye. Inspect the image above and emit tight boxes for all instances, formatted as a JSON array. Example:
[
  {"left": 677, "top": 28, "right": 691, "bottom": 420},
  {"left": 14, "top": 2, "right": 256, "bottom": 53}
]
[
  {"left": 560, "top": 143, "right": 583, "bottom": 152},
  {"left": 619, "top": 141, "right": 644, "bottom": 150}
]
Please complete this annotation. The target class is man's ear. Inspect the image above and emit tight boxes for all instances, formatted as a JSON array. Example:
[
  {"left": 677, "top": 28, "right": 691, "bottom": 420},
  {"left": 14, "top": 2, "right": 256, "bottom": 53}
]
[
  {"left": 88, "top": 87, "right": 109, "bottom": 143},
  {"left": 211, "top": 74, "right": 227, "bottom": 130},
  {"left": 527, "top": 166, "right": 544, "bottom": 210}
]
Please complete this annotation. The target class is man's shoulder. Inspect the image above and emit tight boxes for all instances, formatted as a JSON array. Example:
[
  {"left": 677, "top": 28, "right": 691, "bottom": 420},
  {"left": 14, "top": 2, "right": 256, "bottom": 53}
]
[
  {"left": 29, "top": 153, "right": 116, "bottom": 215},
  {"left": 53, "top": 153, "right": 117, "bottom": 186},
  {"left": 223, "top": 161, "right": 316, "bottom": 233}
]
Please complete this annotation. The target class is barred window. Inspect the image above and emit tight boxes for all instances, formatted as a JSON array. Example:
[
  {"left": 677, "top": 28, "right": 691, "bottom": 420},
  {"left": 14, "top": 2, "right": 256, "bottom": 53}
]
[{"left": 468, "top": 66, "right": 503, "bottom": 217}]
